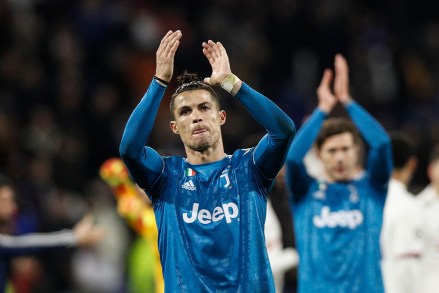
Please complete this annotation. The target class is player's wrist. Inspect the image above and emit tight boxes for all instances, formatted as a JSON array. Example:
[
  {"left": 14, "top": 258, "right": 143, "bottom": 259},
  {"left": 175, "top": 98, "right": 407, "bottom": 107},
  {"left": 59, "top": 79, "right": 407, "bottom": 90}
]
[
  {"left": 153, "top": 75, "right": 169, "bottom": 87},
  {"left": 220, "top": 74, "right": 241, "bottom": 94},
  {"left": 339, "top": 95, "right": 353, "bottom": 105},
  {"left": 318, "top": 103, "right": 332, "bottom": 114}
]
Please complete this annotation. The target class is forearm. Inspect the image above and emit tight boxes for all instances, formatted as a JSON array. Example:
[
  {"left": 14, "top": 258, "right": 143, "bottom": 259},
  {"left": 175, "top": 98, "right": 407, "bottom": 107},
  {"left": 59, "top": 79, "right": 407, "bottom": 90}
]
[
  {"left": 285, "top": 109, "right": 325, "bottom": 198},
  {"left": 287, "top": 108, "right": 326, "bottom": 164},
  {"left": 235, "top": 83, "right": 295, "bottom": 141},
  {"left": 346, "top": 101, "right": 390, "bottom": 147},
  {"left": 236, "top": 83, "right": 295, "bottom": 177},
  {"left": 0, "top": 231, "right": 76, "bottom": 256},
  {"left": 119, "top": 79, "right": 165, "bottom": 187},
  {"left": 346, "top": 101, "right": 392, "bottom": 185},
  {"left": 120, "top": 79, "right": 165, "bottom": 160}
]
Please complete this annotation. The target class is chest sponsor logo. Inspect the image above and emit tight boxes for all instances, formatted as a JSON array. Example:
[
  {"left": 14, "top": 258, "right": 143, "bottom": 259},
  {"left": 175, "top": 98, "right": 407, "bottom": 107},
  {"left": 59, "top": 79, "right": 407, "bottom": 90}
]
[
  {"left": 313, "top": 206, "right": 363, "bottom": 229},
  {"left": 182, "top": 202, "right": 239, "bottom": 224}
]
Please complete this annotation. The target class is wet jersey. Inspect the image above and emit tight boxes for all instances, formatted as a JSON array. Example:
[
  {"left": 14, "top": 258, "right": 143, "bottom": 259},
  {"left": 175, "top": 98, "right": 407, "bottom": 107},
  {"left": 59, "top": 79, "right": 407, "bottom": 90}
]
[{"left": 286, "top": 103, "right": 392, "bottom": 293}]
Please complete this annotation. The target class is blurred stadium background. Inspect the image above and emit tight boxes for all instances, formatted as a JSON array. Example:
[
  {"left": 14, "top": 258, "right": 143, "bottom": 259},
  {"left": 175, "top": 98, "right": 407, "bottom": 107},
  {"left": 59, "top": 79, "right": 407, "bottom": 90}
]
[{"left": 0, "top": 0, "right": 438, "bottom": 291}]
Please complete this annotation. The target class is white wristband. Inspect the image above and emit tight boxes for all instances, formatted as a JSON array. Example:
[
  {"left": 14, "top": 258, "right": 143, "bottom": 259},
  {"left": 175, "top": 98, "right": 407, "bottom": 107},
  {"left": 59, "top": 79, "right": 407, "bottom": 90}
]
[{"left": 220, "top": 74, "right": 240, "bottom": 93}]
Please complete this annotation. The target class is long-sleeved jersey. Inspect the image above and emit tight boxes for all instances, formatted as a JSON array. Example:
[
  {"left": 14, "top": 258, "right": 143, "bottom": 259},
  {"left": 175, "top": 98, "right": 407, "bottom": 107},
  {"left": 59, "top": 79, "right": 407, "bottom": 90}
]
[
  {"left": 120, "top": 79, "right": 295, "bottom": 292},
  {"left": 285, "top": 102, "right": 392, "bottom": 293}
]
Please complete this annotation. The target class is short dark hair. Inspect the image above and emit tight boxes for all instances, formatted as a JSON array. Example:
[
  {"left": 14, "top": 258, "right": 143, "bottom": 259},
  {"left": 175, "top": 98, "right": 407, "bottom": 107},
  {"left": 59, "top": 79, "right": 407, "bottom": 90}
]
[
  {"left": 429, "top": 144, "right": 439, "bottom": 164},
  {"left": 0, "top": 173, "right": 14, "bottom": 189},
  {"left": 389, "top": 132, "right": 416, "bottom": 169},
  {"left": 170, "top": 72, "right": 220, "bottom": 120},
  {"left": 315, "top": 118, "right": 361, "bottom": 150}
]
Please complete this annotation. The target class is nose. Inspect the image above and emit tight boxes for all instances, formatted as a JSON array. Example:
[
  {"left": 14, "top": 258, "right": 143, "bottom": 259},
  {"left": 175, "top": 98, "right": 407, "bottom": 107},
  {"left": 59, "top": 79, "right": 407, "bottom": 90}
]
[
  {"left": 192, "top": 110, "right": 202, "bottom": 123},
  {"left": 335, "top": 150, "right": 345, "bottom": 162}
]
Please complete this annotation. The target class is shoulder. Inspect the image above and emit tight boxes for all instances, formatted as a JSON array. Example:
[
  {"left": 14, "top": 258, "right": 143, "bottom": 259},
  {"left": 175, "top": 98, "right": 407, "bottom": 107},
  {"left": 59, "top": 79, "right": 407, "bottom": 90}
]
[
  {"left": 230, "top": 148, "right": 255, "bottom": 161},
  {"left": 162, "top": 155, "right": 186, "bottom": 173}
]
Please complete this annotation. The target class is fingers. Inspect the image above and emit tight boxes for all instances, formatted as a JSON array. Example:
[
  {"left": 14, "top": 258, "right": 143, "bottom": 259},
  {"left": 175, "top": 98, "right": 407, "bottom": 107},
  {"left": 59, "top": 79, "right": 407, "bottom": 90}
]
[
  {"left": 202, "top": 40, "right": 227, "bottom": 64},
  {"left": 157, "top": 30, "right": 174, "bottom": 52},
  {"left": 202, "top": 40, "right": 220, "bottom": 59},
  {"left": 334, "top": 54, "right": 351, "bottom": 103},
  {"left": 318, "top": 69, "right": 333, "bottom": 92},
  {"left": 317, "top": 69, "right": 337, "bottom": 113},
  {"left": 159, "top": 30, "right": 182, "bottom": 58},
  {"left": 155, "top": 30, "right": 182, "bottom": 81}
]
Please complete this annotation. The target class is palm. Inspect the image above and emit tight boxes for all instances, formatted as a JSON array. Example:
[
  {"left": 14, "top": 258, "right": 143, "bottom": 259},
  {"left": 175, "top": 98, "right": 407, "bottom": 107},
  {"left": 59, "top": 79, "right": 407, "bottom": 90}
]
[{"left": 202, "top": 40, "right": 231, "bottom": 86}]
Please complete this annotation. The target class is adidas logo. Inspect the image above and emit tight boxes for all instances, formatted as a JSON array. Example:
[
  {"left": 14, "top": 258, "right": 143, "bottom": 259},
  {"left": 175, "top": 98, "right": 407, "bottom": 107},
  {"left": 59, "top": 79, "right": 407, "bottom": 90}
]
[{"left": 182, "top": 180, "right": 196, "bottom": 191}]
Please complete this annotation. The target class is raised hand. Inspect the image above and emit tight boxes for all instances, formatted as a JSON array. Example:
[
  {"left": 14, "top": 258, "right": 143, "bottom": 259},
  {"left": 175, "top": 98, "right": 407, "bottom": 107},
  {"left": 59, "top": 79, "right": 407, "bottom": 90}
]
[
  {"left": 155, "top": 30, "right": 182, "bottom": 83},
  {"left": 201, "top": 40, "right": 232, "bottom": 86},
  {"left": 334, "top": 54, "right": 352, "bottom": 105},
  {"left": 317, "top": 69, "right": 337, "bottom": 114}
]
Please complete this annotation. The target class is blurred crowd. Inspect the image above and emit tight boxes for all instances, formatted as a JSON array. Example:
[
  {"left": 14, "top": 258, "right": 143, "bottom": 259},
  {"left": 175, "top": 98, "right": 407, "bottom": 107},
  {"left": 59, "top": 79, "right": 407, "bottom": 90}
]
[{"left": 0, "top": 0, "right": 438, "bottom": 292}]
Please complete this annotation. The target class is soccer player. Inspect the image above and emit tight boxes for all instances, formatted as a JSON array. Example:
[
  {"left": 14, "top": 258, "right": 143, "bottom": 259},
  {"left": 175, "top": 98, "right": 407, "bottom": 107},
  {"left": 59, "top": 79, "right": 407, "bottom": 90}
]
[
  {"left": 416, "top": 144, "right": 439, "bottom": 293},
  {"left": 119, "top": 30, "right": 296, "bottom": 292},
  {"left": 381, "top": 132, "right": 423, "bottom": 293},
  {"left": 0, "top": 173, "right": 105, "bottom": 293},
  {"left": 285, "top": 54, "right": 392, "bottom": 293}
]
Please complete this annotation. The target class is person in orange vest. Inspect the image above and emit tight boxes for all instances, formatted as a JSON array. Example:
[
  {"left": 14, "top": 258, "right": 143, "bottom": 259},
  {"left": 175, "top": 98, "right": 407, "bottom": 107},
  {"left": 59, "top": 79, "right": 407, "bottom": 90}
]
[{"left": 100, "top": 158, "right": 163, "bottom": 293}]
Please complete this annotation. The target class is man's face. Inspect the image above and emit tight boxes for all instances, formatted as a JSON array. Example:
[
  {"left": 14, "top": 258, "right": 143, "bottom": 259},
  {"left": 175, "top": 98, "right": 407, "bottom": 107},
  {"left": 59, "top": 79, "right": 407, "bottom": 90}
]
[
  {"left": 170, "top": 89, "right": 226, "bottom": 152},
  {"left": 317, "top": 132, "right": 359, "bottom": 182},
  {"left": 0, "top": 186, "right": 17, "bottom": 222}
]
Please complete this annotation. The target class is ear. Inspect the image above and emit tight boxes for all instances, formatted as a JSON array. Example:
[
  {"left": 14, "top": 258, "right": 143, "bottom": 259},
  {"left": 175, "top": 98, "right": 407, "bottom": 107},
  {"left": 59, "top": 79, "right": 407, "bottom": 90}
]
[
  {"left": 170, "top": 121, "right": 179, "bottom": 134},
  {"left": 315, "top": 147, "right": 322, "bottom": 160},
  {"left": 407, "top": 157, "right": 418, "bottom": 172},
  {"left": 219, "top": 110, "right": 226, "bottom": 125}
]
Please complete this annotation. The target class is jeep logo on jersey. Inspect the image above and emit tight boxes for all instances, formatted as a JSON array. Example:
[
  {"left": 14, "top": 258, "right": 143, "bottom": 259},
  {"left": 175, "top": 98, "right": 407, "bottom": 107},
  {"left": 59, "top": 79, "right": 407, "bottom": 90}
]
[
  {"left": 182, "top": 203, "right": 239, "bottom": 224},
  {"left": 313, "top": 206, "right": 363, "bottom": 229}
]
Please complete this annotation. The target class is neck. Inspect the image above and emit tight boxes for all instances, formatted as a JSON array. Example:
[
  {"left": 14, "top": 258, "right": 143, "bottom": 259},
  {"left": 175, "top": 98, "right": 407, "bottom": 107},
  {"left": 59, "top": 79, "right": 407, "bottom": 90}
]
[
  {"left": 185, "top": 143, "right": 226, "bottom": 165},
  {"left": 432, "top": 182, "right": 439, "bottom": 195},
  {"left": 392, "top": 169, "right": 411, "bottom": 186}
]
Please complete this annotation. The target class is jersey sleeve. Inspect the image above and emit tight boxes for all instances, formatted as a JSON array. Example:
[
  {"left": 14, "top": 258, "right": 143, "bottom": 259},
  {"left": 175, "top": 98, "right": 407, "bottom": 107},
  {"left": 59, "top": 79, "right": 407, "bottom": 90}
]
[
  {"left": 346, "top": 102, "right": 392, "bottom": 191},
  {"left": 235, "top": 83, "right": 296, "bottom": 179},
  {"left": 119, "top": 79, "right": 166, "bottom": 193},
  {"left": 285, "top": 109, "right": 326, "bottom": 202},
  {"left": 0, "top": 231, "right": 76, "bottom": 256}
]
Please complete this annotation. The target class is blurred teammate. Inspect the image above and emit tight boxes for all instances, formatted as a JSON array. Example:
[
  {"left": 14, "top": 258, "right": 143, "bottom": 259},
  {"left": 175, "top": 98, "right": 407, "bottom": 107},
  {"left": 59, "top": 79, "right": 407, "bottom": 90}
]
[
  {"left": 119, "top": 30, "right": 295, "bottom": 292},
  {"left": 381, "top": 132, "right": 423, "bottom": 293},
  {"left": 416, "top": 144, "right": 439, "bottom": 293},
  {"left": 285, "top": 54, "right": 392, "bottom": 293},
  {"left": 0, "top": 173, "right": 105, "bottom": 293}
]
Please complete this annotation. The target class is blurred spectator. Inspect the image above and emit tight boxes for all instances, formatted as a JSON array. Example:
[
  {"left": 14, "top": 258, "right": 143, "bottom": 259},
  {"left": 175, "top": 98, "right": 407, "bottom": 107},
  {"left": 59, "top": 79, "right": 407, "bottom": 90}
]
[
  {"left": 0, "top": 173, "right": 105, "bottom": 293},
  {"left": 100, "top": 157, "right": 163, "bottom": 293},
  {"left": 71, "top": 179, "right": 130, "bottom": 293},
  {"left": 381, "top": 132, "right": 423, "bottom": 293},
  {"left": 266, "top": 166, "right": 299, "bottom": 293},
  {"left": 416, "top": 144, "right": 439, "bottom": 293}
]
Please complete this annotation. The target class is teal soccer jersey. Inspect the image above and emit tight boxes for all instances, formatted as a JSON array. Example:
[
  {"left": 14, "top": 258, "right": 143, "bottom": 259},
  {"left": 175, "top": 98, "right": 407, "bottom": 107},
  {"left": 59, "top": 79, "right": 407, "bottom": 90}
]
[{"left": 149, "top": 149, "right": 274, "bottom": 292}]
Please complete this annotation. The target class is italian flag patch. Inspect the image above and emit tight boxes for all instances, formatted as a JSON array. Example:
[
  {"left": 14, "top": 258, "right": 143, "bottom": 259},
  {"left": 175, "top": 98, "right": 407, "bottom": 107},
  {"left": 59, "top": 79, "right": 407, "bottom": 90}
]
[{"left": 185, "top": 168, "right": 196, "bottom": 176}]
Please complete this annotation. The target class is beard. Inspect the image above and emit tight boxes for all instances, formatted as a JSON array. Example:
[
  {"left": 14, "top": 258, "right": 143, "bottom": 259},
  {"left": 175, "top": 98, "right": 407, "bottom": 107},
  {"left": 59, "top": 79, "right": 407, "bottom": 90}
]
[{"left": 187, "top": 139, "right": 211, "bottom": 152}]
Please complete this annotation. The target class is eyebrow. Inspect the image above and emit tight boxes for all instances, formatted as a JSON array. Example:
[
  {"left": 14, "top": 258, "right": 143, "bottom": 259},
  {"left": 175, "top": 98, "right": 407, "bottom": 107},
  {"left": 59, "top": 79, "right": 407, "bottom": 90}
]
[{"left": 177, "top": 101, "right": 212, "bottom": 111}]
